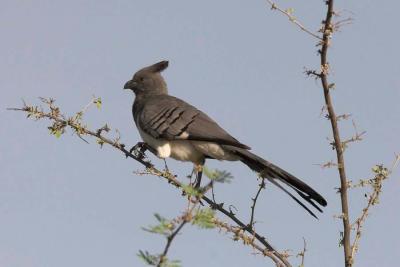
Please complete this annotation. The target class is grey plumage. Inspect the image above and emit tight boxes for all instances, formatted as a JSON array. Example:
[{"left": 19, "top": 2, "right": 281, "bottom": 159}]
[
  {"left": 124, "top": 60, "right": 327, "bottom": 218},
  {"left": 134, "top": 95, "right": 249, "bottom": 149}
]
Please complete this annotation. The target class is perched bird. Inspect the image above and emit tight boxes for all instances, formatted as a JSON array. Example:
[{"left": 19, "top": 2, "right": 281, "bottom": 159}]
[{"left": 124, "top": 60, "right": 327, "bottom": 218}]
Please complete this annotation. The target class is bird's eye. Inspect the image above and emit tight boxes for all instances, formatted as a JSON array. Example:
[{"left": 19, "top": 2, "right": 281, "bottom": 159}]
[{"left": 140, "top": 77, "right": 145, "bottom": 82}]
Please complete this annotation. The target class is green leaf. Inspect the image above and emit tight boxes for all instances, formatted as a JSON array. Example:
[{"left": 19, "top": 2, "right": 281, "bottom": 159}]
[
  {"left": 203, "top": 167, "right": 233, "bottom": 183},
  {"left": 192, "top": 208, "right": 215, "bottom": 229},
  {"left": 96, "top": 139, "right": 105, "bottom": 148},
  {"left": 371, "top": 165, "right": 379, "bottom": 173},
  {"left": 181, "top": 184, "right": 201, "bottom": 197},
  {"left": 94, "top": 97, "right": 102, "bottom": 109},
  {"left": 372, "top": 164, "right": 389, "bottom": 177},
  {"left": 142, "top": 214, "right": 174, "bottom": 236},
  {"left": 137, "top": 250, "right": 158, "bottom": 265},
  {"left": 54, "top": 130, "right": 62, "bottom": 138},
  {"left": 161, "top": 259, "right": 182, "bottom": 267},
  {"left": 48, "top": 127, "right": 63, "bottom": 138}
]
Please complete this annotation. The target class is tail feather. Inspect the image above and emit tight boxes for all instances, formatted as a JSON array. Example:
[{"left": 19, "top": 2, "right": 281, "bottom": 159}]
[
  {"left": 224, "top": 146, "right": 327, "bottom": 217},
  {"left": 268, "top": 179, "right": 319, "bottom": 218}
]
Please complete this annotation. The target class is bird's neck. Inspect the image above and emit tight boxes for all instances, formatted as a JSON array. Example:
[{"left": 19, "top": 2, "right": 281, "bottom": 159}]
[
  {"left": 135, "top": 88, "right": 168, "bottom": 99},
  {"left": 132, "top": 91, "right": 166, "bottom": 112}
]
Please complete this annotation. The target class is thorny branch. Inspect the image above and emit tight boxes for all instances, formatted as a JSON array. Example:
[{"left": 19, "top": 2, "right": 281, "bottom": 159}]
[
  {"left": 275, "top": 0, "right": 360, "bottom": 265},
  {"left": 264, "top": 1, "right": 353, "bottom": 264},
  {"left": 265, "top": 0, "right": 398, "bottom": 266},
  {"left": 266, "top": 0, "right": 322, "bottom": 40},
  {"left": 157, "top": 181, "right": 213, "bottom": 267},
  {"left": 318, "top": 1, "right": 353, "bottom": 266},
  {"left": 350, "top": 156, "right": 400, "bottom": 261},
  {"left": 296, "top": 238, "right": 307, "bottom": 267},
  {"left": 249, "top": 177, "right": 266, "bottom": 229},
  {"left": 340, "top": 120, "right": 366, "bottom": 151},
  {"left": 9, "top": 99, "right": 291, "bottom": 267},
  {"left": 133, "top": 169, "right": 291, "bottom": 266},
  {"left": 213, "top": 218, "right": 289, "bottom": 267}
]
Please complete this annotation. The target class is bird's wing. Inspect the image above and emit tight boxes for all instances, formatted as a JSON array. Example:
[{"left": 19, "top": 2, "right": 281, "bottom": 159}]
[{"left": 136, "top": 95, "right": 250, "bottom": 149}]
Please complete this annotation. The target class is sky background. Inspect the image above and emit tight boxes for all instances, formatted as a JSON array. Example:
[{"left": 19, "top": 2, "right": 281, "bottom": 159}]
[{"left": 1, "top": 0, "right": 399, "bottom": 266}]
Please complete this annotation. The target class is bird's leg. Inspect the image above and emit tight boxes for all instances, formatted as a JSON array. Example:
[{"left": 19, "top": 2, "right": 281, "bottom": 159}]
[
  {"left": 185, "top": 167, "right": 196, "bottom": 186},
  {"left": 163, "top": 159, "right": 169, "bottom": 172},
  {"left": 187, "top": 168, "right": 195, "bottom": 179},
  {"left": 194, "top": 164, "right": 203, "bottom": 189}
]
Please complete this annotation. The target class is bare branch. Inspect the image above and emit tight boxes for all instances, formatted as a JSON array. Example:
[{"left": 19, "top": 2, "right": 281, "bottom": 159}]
[
  {"left": 336, "top": 113, "right": 352, "bottom": 121},
  {"left": 296, "top": 238, "right": 307, "bottom": 267},
  {"left": 249, "top": 177, "right": 266, "bottom": 229},
  {"left": 157, "top": 182, "right": 213, "bottom": 267},
  {"left": 317, "top": 0, "right": 353, "bottom": 265},
  {"left": 213, "top": 218, "right": 288, "bottom": 267},
  {"left": 265, "top": 0, "right": 323, "bottom": 40},
  {"left": 314, "top": 160, "right": 338, "bottom": 169},
  {"left": 341, "top": 120, "right": 366, "bottom": 151}
]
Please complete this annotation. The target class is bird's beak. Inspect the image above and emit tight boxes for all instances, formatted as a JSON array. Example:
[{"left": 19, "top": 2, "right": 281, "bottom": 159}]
[{"left": 123, "top": 80, "right": 137, "bottom": 90}]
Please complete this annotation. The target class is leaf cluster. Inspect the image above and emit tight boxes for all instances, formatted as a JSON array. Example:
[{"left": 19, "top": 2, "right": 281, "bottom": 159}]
[
  {"left": 192, "top": 208, "right": 216, "bottom": 229},
  {"left": 142, "top": 214, "right": 175, "bottom": 237},
  {"left": 203, "top": 167, "right": 233, "bottom": 184}
]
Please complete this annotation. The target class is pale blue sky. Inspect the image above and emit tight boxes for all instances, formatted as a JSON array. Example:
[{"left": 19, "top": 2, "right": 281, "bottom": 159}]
[{"left": 1, "top": 1, "right": 399, "bottom": 266}]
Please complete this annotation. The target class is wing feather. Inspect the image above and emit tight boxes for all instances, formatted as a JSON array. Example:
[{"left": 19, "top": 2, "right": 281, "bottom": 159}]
[{"left": 135, "top": 95, "right": 250, "bottom": 149}]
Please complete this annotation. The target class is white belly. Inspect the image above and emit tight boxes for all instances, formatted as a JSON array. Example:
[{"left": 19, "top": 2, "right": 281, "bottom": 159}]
[
  {"left": 138, "top": 128, "right": 204, "bottom": 164},
  {"left": 138, "top": 129, "right": 239, "bottom": 164}
]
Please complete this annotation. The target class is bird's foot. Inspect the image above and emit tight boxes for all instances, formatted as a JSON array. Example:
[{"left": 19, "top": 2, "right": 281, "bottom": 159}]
[{"left": 126, "top": 142, "right": 147, "bottom": 159}]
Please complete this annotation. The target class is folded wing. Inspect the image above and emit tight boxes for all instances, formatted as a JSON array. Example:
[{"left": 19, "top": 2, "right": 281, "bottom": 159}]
[{"left": 135, "top": 95, "right": 250, "bottom": 149}]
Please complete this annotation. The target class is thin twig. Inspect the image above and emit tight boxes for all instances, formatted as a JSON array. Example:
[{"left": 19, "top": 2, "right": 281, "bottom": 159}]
[
  {"left": 213, "top": 218, "right": 287, "bottom": 267},
  {"left": 142, "top": 167, "right": 291, "bottom": 266},
  {"left": 8, "top": 107, "right": 154, "bottom": 168},
  {"left": 249, "top": 178, "right": 266, "bottom": 229},
  {"left": 296, "top": 238, "right": 307, "bottom": 267},
  {"left": 350, "top": 155, "right": 400, "bottom": 261},
  {"left": 157, "top": 181, "right": 213, "bottom": 267},
  {"left": 341, "top": 120, "right": 366, "bottom": 151},
  {"left": 266, "top": 0, "right": 323, "bottom": 40},
  {"left": 314, "top": 160, "right": 338, "bottom": 169}
]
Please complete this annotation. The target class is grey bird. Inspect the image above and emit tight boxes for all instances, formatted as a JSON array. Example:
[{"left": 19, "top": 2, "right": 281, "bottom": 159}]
[{"left": 124, "top": 60, "right": 327, "bottom": 218}]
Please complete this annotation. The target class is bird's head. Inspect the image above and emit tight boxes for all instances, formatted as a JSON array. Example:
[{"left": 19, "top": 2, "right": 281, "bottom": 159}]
[{"left": 124, "top": 60, "right": 169, "bottom": 96}]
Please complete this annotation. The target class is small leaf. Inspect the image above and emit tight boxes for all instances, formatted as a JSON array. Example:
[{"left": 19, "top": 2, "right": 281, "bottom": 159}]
[
  {"left": 192, "top": 208, "right": 215, "bottom": 229},
  {"left": 54, "top": 130, "right": 62, "bottom": 138},
  {"left": 181, "top": 184, "right": 201, "bottom": 197},
  {"left": 285, "top": 8, "right": 295, "bottom": 15},
  {"left": 203, "top": 167, "right": 233, "bottom": 183},
  {"left": 96, "top": 139, "right": 105, "bottom": 148},
  {"left": 94, "top": 97, "right": 102, "bottom": 109},
  {"left": 142, "top": 214, "right": 174, "bottom": 236},
  {"left": 161, "top": 259, "right": 182, "bottom": 267},
  {"left": 371, "top": 165, "right": 379, "bottom": 173},
  {"left": 137, "top": 250, "right": 158, "bottom": 265}
]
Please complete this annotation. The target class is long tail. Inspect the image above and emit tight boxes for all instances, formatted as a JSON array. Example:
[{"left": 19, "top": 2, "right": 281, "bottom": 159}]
[{"left": 224, "top": 146, "right": 327, "bottom": 218}]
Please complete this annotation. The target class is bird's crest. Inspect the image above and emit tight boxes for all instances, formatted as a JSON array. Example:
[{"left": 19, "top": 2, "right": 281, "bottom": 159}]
[{"left": 148, "top": 60, "right": 169, "bottom": 73}]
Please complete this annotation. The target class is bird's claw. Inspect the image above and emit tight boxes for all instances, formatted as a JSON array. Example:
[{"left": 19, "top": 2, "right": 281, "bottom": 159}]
[{"left": 126, "top": 142, "right": 147, "bottom": 159}]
